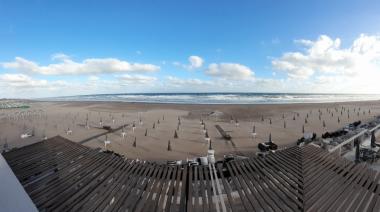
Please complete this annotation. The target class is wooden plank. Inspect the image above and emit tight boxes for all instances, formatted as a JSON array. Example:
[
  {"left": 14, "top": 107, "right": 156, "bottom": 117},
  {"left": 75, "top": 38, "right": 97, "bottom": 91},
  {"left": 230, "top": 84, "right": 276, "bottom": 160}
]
[
  {"left": 306, "top": 164, "right": 366, "bottom": 211},
  {"left": 71, "top": 160, "right": 137, "bottom": 211},
  {"left": 305, "top": 162, "right": 355, "bottom": 203},
  {"left": 203, "top": 166, "right": 214, "bottom": 212},
  {"left": 110, "top": 162, "right": 153, "bottom": 211},
  {"left": 337, "top": 169, "right": 376, "bottom": 211},
  {"left": 164, "top": 166, "right": 178, "bottom": 212},
  {"left": 142, "top": 165, "right": 169, "bottom": 212},
  {"left": 255, "top": 157, "right": 302, "bottom": 202},
  {"left": 226, "top": 162, "right": 255, "bottom": 211},
  {"left": 216, "top": 163, "right": 236, "bottom": 211},
  {"left": 305, "top": 163, "right": 356, "bottom": 209},
  {"left": 132, "top": 164, "right": 162, "bottom": 212},
  {"left": 29, "top": 152, "right": 112, "bottom": 201},
  {"left": 119, "top": 162, "right": 157, "bottom": 211},
  {"left": 179, "top": 165, "right": 188, "bottom": 211},
  {"left": 356, "top": 172, "right": 380, "bottom": 211},
  {"left": 93, "top": 161, "right": 145, "bottom": 211},
  {"left": 245, "top": 159, "right": 300, "bottom": 211},
  {"left": 39, "top": 156, "right": 121, "bottom": 210},
  {"left": 187, "top": 165, "right": 194, "bottom": 212},
  {"left": 52, "top": 157, "right": 128, "bottom": 211},
  {"left": 156, "top": 166, "right": 173, "bottom": 212},
  {"left": 215, "top": 125, "right": 231, "bottom": 140},
  {"left": 193, "top": 166, "right": 200, "bottom": 212},
  {"left": 6, "top": 136, "right": 380, "bottom": 212},
  {"left": 329, "top": 169, "right": 374, "bottom": 212},
  {"left": 170, "top": 165, "right": 184, "bottom": 212},
  {"left": 232, "top": 160, "right": 277, "bottom": 212},
  {"left": 24, "top": 149, "right": 100, "bottom": 192},
  {"left": 198, "top": 165, "right": 208, "bottom": 212}
]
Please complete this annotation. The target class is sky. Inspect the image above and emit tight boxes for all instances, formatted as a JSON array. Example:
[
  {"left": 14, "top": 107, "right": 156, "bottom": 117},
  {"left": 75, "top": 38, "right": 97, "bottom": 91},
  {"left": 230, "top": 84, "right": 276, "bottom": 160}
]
[{"left": 1, "top": 0, "right": 380, "bottom": 98}]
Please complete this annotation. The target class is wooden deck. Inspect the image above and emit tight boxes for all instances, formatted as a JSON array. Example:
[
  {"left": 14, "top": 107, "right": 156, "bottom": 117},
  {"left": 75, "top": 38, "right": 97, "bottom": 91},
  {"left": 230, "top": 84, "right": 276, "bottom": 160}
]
[
  {"left": 215, "top": 125, "right": 232, "bottom": 140},
  {"left": 79, "top": 124, "right": 129, "bottom": 144},
  {"left": 3, "top": 136, "right": 380, "bottom": 211}
]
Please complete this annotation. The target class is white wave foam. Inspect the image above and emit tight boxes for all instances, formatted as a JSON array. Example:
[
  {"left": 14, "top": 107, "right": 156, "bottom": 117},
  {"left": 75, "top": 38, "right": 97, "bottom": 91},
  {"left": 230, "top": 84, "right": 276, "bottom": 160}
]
[{"left": 47, "top": 93, "right": 380, "bottom": 104}]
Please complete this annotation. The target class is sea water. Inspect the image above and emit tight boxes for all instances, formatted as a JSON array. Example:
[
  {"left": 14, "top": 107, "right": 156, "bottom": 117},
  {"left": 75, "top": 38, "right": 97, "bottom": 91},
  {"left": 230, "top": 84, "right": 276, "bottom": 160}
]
[{"left": 45, "top": 93, "right": 380, "bottom": 104}]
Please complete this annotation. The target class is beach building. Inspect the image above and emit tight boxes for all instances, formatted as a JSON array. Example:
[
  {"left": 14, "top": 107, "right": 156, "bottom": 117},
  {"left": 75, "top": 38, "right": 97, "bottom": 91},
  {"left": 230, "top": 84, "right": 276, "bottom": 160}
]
[{"left": 1, "top": 136, "right": 380, "bottom": 211}]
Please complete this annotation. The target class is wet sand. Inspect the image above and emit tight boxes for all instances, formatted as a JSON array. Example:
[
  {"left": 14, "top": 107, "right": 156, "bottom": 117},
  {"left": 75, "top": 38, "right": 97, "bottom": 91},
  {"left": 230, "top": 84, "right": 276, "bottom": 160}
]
[{"left": 1, "top": 100, "right": 380, "bottom": 161}]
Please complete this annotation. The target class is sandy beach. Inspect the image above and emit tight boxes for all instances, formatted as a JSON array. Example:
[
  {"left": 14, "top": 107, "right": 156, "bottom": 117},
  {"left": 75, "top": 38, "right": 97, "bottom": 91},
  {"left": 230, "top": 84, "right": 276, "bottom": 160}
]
[{"left": 1, "top": 100, "right": 380, "bottom": 161}]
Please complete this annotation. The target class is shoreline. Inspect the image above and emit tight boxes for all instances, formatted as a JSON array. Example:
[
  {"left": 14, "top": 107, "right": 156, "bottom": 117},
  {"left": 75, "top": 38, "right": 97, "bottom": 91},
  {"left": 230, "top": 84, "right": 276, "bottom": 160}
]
[
  {"left": 33, "top": 99, "right": 380, "bottom": 106},
  {"left": 34, "top": 98, "right": 380, "bottom": 106}
]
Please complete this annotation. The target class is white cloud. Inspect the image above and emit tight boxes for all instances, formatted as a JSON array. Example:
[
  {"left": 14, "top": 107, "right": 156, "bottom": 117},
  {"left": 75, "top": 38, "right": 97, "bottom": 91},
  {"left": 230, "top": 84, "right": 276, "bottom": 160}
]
[
  {"left": 0, "top": 72, "right": 162, "bottom": 98},
  {"left": 51, "top": 53, "right": 71, "bottom": 61},
  {"left": 0, "top": 74, "right": 49, "bottom": 88},
  {"left": 205, "top": 63, "right": 254, "bottom": 80},
  {"left": 188, "top": 56, "right": 204, "bottom": 69},
  {"left": 161, "top": 76, "right": 290, "bottom": 93},
  {"left": 3, "top": 34, "right": 380, "bottom": 96},
  {"left": 174, "top": 55, "right": 204, "bottom": 70},
  {"left": 166, "top": 76, "right": 213, "bottom": 87},
  {"left": 0, "top": 73, "right": 74, "bottom": 98},
  {"left": 272, "top": 34, "right": 380, "bottom": 79},
  {"left": 118, "top": 74, "right": 157, "bottom": 85},
  {"left": 1, "top": 55, "right": 160, "bottom": 75},
  {"left": 88, "top": 75, "right": 100, "bottom": 81}
]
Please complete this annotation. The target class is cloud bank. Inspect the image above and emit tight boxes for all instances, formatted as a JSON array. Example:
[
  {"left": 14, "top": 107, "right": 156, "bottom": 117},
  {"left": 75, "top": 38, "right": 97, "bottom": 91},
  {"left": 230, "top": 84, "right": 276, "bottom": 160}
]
[
  {"left": 2, "top": 34, "right": 380, "bottom": 98},
  {"left": 174, "top": 55, "right": 204, "bottom": 70},
  {"left": 2, "top": 55, "right": 160, "bottom": 75},
  {"left": 272, "top": 34, "right": 380, "bottom": 93},
  {"left": 205, "top": 63, "right": 254, "bottom": 80},
  {"left": 272, "top": 34, "right": 380, "bottom": 79}
]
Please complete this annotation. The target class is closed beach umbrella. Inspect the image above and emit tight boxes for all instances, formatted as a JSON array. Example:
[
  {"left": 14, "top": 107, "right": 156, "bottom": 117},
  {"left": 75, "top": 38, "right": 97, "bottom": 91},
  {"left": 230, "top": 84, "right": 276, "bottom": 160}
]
[
  {"left": 167, "top": 140, "right": 172, "bottom": 151},
  {"left": 133, "top": 137, "right": 136, "bottom": 147}
]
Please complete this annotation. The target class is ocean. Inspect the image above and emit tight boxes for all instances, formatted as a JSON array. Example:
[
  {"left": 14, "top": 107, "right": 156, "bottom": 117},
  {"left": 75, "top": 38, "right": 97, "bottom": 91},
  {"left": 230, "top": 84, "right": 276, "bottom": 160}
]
[{"left": 44, "top": 93, "right": 380, "bottom": 104}]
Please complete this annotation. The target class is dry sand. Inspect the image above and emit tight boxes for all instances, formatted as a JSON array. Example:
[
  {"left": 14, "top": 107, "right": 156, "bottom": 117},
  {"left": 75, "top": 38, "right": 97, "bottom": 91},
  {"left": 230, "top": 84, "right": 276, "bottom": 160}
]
[{"left": 1, "top": 100, "right": 380, "bottom": 162}]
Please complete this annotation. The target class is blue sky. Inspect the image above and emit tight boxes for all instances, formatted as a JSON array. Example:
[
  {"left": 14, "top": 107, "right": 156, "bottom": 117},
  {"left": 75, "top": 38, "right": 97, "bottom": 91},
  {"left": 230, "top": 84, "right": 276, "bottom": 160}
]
[{"left": 1, "top": 0, "right": 380, "bottom": 97}]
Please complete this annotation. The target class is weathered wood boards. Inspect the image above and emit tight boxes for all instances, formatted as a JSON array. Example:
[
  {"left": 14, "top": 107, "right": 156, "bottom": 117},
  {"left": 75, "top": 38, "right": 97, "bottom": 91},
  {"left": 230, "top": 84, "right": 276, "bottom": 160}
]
[
  {"left": 215, "top": 125, "right": 232, "bottom": 140},
  {"left": 3, "top": 136, "right": 380, "bottom": 211}
]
